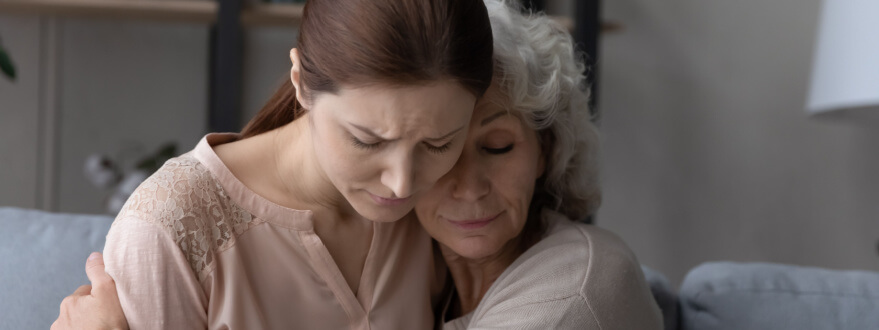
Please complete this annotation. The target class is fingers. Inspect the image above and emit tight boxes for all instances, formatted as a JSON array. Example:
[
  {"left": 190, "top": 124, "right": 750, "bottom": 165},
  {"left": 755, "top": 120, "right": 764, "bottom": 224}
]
[
  {"left": 55, "top": 286, "right": 83, "bottom": 330},
  {"left": 85, "top": 252, "right": 114, "bottom": 285},
  {"left": 50, "top": 313, "right": 69, "bottom": 330},
  {"left": 57, "top": 292, "right": 80, "bottom": 326},
  {"left": 72, "top": 284, "right": 92, "bottom": 297}
]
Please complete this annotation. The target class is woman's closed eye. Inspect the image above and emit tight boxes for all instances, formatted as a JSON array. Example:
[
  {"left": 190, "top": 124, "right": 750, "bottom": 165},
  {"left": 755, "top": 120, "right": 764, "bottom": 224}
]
[
  {"left": 483, "top": 144, "right": 513, "bottom": 154},
  {"left": 351, "top": 136, "right": 382, "bottom": 150},
  {"left": 351, "top": 136, "right": 454, "bottom": 154},
  {"left": 425, "top": 141, "right": 453, "bottom": 154}
]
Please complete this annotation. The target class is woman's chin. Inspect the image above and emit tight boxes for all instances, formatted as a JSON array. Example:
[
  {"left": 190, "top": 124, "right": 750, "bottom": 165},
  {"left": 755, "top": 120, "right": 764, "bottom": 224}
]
[
  {"left": 350, "top": 198, "right": 413, "bottom": 223},
  {"left": 447, "top": 236, "right": 504, "bottom": 260},
  {"left": 368, "top": 212, "right": 407, "bottom": 223}
]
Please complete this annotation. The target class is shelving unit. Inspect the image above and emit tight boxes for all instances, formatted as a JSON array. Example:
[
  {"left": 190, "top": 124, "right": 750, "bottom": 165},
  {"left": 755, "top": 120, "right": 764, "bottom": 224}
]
[
  {"left": 0, "top": 0, "right": 599, "bottom": 132},
  {"left": 0, "top": 0, "right": 217, "bottom": 23},
  {"left": 0, "top": 1, "right": 574, "bottom": 30},
  {"left": 241, "top": 3, "right": 303, "bottom": 27},
  {"left": 240, "top": 3, "right": 573, "bottom": 30}
]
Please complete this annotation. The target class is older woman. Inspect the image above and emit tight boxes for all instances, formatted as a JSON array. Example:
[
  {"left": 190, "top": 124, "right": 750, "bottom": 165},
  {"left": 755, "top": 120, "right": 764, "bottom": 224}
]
[
  {"left": 54, "top": 0, "right": 661, "bottom": 329},
  {"left": 417, "top": 1, "right": 662, "bottom": 327}
]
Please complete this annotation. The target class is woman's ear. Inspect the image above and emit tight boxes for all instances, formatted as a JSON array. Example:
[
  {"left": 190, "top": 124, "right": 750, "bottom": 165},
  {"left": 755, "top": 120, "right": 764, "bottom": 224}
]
[{"left": 290, "top": 48, "right": 310, "bottom": 109}]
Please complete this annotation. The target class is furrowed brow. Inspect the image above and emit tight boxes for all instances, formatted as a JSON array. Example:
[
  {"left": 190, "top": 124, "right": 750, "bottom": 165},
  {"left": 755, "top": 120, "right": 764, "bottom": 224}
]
[
  {"left": 426, "top": 126, "right": 465, "bottom": 142},
  {"left": 350, "top": 124, "right": 390, "bottom": 140}
]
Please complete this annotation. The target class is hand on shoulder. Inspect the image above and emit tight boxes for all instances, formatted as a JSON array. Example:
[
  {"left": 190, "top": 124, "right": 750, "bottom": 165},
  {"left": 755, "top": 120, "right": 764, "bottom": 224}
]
[{"left": 52, "top": 252, "right": 128, "bottom": 330}]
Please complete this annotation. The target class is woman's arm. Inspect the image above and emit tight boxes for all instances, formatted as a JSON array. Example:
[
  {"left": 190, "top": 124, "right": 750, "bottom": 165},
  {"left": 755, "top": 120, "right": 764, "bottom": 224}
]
[
  {"left": 52, "top": 252, "right": 128, "bottom": 330},
  {"left": 465, "top": 295, "right": 600, "bottom": 329},
  {"left": 102, "top": 216, "right": 209, "bottom": 329}
]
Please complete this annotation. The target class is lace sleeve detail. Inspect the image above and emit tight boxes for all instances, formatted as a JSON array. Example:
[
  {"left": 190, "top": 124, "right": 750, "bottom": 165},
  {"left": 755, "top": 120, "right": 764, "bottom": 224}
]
[{"left": 115, "top": 155, "right": 264, "bottom": 281}]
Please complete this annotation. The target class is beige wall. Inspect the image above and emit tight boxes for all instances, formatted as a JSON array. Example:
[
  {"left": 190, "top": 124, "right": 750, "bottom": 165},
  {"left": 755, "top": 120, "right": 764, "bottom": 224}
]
[
  {"left": 242, "top": 26, "right": 298, "bottom": 121},
  {"left": 0, "top": 16, "right": 42, "bottom": 209},
  {"left": 54, "top": 19, "right": 210, "bottom": 214},
  {"left": 598, "top": 0, "right": 879, "bottom": 285}
]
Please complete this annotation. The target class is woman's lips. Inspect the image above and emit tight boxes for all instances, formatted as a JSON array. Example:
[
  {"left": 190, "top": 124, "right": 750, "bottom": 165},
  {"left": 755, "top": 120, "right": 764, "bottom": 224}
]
[
  {"left": 445, "top": 213, "right": 501, "bottom": 230},
  {"left": 369, "top": 193, "right": 410, "bottom": 206}
]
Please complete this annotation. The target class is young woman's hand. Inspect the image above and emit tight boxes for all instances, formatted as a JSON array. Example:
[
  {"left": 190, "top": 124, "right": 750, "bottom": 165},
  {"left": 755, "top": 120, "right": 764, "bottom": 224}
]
[{"left": 51, "top": 252, "right": 129, "bottom": 330}]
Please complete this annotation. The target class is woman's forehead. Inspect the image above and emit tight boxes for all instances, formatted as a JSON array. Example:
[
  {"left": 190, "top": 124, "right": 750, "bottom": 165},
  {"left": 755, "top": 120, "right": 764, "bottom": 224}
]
[
  {"left": 472, "top": 99, "right": 521, "bottom": 127},
  {"left": 477, "top": 80, "right": 508, "bottom": 106}
]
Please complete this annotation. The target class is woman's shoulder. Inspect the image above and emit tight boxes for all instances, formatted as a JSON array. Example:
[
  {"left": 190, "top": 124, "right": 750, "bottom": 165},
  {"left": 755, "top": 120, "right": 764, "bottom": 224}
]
[
  {"left": 500, "top": 213, "right": 640, "bottom": 290},
  {"left": 473, "top": 211, "right": 661, "bottom": 328},
  {"left": 116, "top": 153, "right": 234, "bottom": 222},
  {"left": 541, "top": 212, "right": 642, "bottom": 274},
  {"left": 484, "top": 211, "right": 649, "bottom": 305},
  {"left": 111, "top": 153, "right": 259, "bottom": 279}
]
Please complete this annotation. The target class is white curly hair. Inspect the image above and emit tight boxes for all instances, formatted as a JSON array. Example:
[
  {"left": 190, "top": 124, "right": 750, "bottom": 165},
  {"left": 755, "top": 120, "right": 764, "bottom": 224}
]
[{"left": 485, "top": 0, "right": 601, "bottom": 222}]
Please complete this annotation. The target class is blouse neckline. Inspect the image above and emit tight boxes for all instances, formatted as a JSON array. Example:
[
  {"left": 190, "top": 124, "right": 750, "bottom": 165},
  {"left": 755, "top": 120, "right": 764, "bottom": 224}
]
[{"left": 192, "top": 133, "right": 315, "bottom": 231}]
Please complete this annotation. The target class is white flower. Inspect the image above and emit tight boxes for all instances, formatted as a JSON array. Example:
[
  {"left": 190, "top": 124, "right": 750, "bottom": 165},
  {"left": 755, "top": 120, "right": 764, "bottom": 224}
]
[
  {"left": 83, "top": 154, "right": 120, "bottom": 189},
  {"left": 118, "top": 171, "right": 150, "bottom": 195}
]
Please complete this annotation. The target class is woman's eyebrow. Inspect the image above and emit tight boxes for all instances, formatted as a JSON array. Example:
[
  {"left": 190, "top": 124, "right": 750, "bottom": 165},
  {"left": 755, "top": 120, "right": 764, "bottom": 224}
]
[
  {"left": 426, "top": 126, "right": 465, "bottom": 142},
  {"left": 350, "top": 124, "right": 390, "bottom": 140},
  {"left": 480, "top": 110, "right": 509, "bottom": 126},
  {"left": 350, "top": 123, "right": 464, "bottom": 142}
]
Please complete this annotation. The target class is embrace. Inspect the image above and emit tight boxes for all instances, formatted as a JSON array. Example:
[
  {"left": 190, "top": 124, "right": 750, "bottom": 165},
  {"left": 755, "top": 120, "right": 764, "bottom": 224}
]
[{"left": 54, "top": 0, "right": 662, "bottom": 328}]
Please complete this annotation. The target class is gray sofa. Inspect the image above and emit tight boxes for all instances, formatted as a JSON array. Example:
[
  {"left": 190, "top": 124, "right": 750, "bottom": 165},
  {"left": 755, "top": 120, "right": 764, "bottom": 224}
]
[
  {"left": 2, "top": 207, "right": 878, "bottom": 329},
  {"left": 1, "top": 207, "right": 114, "bottom": 330}
]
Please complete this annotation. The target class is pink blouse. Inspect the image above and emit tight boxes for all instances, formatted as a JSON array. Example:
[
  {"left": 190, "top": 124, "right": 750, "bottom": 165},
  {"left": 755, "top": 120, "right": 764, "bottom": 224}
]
[{"left": 104, "top": 133, "right": 440, "bottom": 329}]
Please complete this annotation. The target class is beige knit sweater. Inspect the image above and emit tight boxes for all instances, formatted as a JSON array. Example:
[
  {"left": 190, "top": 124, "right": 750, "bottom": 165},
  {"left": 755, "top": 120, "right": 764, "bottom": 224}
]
[{"left": 442, "top": 210, "right": 663, "bottom": 329}]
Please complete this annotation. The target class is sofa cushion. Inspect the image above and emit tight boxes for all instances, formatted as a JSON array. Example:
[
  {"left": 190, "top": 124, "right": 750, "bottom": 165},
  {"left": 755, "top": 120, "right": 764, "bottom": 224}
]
[
  {"left": 0, "top": 207, "right": 114, "bottom": 329},
  {"left": 680, "top": 261, "right": 879, "bottom": 330}
]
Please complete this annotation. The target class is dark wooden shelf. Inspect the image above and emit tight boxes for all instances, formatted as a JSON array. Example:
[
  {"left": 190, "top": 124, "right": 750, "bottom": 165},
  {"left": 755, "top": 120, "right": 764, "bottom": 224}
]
[
  {"left": 0, "top": 0, "right": 217, "bottom": 24},
  {"left": 240, "top": 3, "right": 575, "bottom": 31},
  {"left": 0, "top": 0, "right": 601, "bottom": 133},
  {"left": 0, "top": 1, "right": 592, "bottom": 32},
  {"left": 241, "top": 3, "right": 303, "bottom": 27}
]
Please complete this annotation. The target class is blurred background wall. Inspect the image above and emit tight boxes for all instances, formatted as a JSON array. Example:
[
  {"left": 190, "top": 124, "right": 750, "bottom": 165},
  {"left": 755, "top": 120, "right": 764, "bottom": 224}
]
[
  {"left": 0, "top": 17, "right": 209, "bottom": 213},
  {"left": 0, "top": 12, "right": 295, "bottom": 214},
  {"left": 0, "top": 0, "right": 876, "bottom": 286},
  {"left": 596, "top": 0, "right": 879, "bottom": 285}
]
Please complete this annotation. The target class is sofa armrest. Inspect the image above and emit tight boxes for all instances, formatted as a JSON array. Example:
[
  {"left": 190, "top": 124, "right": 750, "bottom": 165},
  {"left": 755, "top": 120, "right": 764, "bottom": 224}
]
[{"left": 680, "top": 261, "right": 879, "bottom": 330}]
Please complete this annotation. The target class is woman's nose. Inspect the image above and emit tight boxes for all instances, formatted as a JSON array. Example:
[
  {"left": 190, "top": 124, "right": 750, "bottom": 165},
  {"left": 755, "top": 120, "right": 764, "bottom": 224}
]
[
  {"left": 380, "top": 149, "right": 414, "bottom": 198},
  {"left": 449, "top": 151, "right": 490, "bottom": 201}
]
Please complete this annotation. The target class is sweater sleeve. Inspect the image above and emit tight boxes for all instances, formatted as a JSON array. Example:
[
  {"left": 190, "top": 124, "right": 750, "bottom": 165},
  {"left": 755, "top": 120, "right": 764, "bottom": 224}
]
[
  {"left": 466, "top": 295, "right": 598, "bottom": 329},
  {"left": 103, "top": 216, "right": 209, "bottom": 329}
]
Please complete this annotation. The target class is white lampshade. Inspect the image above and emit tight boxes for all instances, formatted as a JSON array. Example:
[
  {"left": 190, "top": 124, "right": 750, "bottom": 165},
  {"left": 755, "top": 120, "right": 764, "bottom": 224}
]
[{"left": 807, "top": 0, "right": 879, "bottom": 119}]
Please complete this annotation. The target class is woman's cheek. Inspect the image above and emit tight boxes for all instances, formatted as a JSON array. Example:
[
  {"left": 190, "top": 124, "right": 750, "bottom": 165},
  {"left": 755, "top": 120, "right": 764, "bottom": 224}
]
[{"left": 424, "top": 145, "right": 464, "bottom": 186}]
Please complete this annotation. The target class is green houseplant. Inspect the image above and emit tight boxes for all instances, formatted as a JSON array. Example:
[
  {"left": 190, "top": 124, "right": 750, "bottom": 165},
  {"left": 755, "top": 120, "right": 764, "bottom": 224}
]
[{"left": 0, "top": 35, "right": 16, "bottom": 81}]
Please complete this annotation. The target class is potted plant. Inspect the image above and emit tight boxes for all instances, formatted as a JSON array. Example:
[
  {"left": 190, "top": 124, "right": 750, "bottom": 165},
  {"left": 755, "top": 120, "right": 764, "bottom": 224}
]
[
  {"left": 84, "top": 142, "right": 178, "bottom": 214},
  {"left": 0, "top": 35, "right": 15, "bottom": 81}
]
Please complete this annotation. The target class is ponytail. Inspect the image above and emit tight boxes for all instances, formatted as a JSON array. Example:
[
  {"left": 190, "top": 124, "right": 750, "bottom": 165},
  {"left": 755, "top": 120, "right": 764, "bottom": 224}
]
[{"left": 240, "top": 78, "right": 305, "bottom": 138}]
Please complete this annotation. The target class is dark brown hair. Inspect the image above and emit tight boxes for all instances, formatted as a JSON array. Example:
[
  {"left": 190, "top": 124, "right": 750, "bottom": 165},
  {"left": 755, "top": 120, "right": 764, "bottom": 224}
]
[{"left": 241, "top": 0, "right": 494, "bottom": 138}]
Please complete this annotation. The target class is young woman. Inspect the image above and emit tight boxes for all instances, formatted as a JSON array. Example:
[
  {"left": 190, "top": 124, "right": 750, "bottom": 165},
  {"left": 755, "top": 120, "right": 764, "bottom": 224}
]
[{"left": 53, "top": 0, "right": 493, "bottom": 329}]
